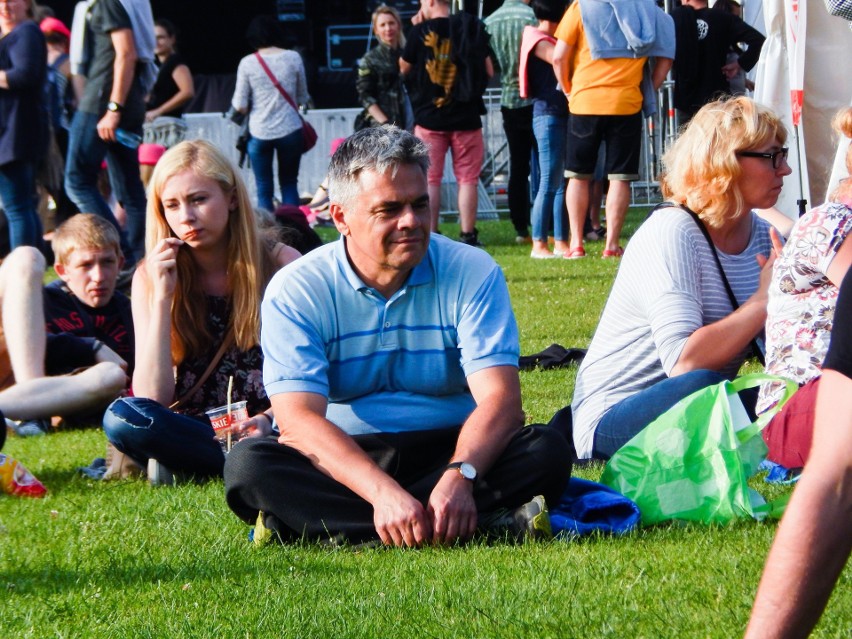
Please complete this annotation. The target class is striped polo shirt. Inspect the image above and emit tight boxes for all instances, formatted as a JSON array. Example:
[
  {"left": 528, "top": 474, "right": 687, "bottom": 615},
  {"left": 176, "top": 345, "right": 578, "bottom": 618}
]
[{"left": 261, "top": 234, "right": 520, "bottom": 435}]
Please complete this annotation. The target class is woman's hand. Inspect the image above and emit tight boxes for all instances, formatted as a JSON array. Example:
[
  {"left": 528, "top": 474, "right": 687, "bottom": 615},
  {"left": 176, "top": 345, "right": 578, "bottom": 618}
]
[
  {"left": 752, "top": 227, "right": 783, "bottom": 305},
  {"left": 145, "top": 237, "right": 183, "bottom": 301},
  {"left": 145, "top": 109, "right": 160, "bottom": 123},
  {"left": 236, "top": 412, "right": 274, "bottom": 438}
]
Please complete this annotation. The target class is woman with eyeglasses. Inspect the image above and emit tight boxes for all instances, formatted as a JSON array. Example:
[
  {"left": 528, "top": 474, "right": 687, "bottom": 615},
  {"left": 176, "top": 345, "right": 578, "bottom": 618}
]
[
  {"left": 756, "top": 106, "right": 852, "bottom": 472},
  {"left": 567, "top": 96, "right": 790, "bottom": 461}
]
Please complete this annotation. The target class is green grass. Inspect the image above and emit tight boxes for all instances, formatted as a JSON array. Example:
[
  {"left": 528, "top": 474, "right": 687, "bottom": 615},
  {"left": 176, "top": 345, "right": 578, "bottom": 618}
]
[{"left": 1, "top": 209, "right": 850, "bottom": 637}]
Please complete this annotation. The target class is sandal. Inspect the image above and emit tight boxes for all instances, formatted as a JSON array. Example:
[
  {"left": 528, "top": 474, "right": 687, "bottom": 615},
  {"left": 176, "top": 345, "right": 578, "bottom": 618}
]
[
  {"left": 307, "top": 183, "right": 329, "bottom": 209},
  {"left": 602, "top": 247, "right": 624, "bottom": 258},
  {"left": 563, "top": 247, "right": 586, "bottom": 259}
]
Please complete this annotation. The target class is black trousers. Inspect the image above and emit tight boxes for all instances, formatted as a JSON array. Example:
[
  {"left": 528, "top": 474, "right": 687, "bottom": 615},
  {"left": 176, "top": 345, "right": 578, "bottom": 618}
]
[
  {"left": 224, "top": 425, "right": 572, "bottom": 545},
  {"left": 501, "top": 105, "right": 535, "bottom": 237}
]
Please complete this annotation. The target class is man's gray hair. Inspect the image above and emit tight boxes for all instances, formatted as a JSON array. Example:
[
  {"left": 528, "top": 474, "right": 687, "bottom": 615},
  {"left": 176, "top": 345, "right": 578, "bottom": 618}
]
[{"left": 327, "top": 126, "right": 430, "bottom": 209}]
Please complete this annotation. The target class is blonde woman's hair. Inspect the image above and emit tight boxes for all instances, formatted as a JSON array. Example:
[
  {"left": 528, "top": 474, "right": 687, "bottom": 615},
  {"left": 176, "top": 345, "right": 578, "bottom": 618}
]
[
  {"left": 660, "top": 96, "right": 787, "bottom": 228},
  {"left": 145, "top": 139, "right": 277, "bottom": 364},
  {"left": 52, "top": 213, "right": 122, "bottom": 266},
  {"left": 372, "top": 5, "right": 405, "bottom": 48}
]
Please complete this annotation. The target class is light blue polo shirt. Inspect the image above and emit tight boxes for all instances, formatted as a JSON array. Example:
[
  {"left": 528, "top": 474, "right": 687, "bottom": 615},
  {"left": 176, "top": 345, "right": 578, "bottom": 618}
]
[{"left": 261, "top": 234, "right": 520, "bottom": 435}]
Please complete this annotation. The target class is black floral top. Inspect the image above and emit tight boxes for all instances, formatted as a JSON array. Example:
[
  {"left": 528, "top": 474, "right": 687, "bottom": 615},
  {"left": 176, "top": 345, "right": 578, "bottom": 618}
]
[
  {"left": 174, "top": 295, "right": 269, "bottom": 419},
  {"left": 355, "top": 43, "right": 406, "bottom": 130}
]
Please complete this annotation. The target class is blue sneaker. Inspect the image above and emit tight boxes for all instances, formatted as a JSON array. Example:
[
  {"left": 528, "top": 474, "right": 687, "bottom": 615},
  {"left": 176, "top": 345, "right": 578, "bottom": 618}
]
[{"left": 13, "top": 418, "right": 50, "bottom": 437}]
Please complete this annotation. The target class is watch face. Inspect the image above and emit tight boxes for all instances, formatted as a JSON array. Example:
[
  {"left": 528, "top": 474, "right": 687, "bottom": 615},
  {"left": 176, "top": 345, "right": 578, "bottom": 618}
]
[{"left": 459, "top": 462, "right": 477, "bottom": 481}]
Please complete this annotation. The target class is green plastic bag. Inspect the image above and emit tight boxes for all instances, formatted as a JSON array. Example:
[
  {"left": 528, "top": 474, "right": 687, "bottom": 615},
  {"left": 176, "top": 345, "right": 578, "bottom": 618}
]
[{"left": 600, "top": 374, "right": 798, "bottom": 526}]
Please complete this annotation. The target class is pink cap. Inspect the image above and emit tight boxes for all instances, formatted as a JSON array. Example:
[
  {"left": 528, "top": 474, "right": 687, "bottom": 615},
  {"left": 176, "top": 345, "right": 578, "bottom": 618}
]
[
  {"left": 40, "top": 17, "right": 71, "bottom": 40},
  {"left": 329, "top": 137, "right": 346, "bottom": 156},
  {"left": 138, "top": 143, "right": 166, "bottom": 166}
]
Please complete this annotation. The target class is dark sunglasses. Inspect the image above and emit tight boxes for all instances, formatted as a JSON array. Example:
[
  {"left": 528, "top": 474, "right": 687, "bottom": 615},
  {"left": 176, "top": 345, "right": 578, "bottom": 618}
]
[{"left": 736, "top": 147, "right": 789, "bottom": 169}]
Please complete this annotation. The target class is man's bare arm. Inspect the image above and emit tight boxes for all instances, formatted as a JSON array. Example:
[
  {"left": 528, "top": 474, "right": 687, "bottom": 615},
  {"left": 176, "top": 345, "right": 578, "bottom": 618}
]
[
  {"left": 744, "top": 368, "right": 852, "bottom": 638},
  {"left": 96, "top": 28, "right": 137, "bottom": 143},
  {"left": 427, "top": 365, "right": 524, "bottom": 543}
]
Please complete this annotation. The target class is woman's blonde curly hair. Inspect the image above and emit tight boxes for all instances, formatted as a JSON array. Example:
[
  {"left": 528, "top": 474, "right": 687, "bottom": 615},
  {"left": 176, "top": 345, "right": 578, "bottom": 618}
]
[{"left": 660, "top": 96, "right": 787, "bottom": 229}]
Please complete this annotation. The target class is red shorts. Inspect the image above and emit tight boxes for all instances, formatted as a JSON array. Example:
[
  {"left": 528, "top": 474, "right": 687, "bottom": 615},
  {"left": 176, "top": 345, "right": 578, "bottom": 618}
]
[
  {"left": 762, "top": 376, "right": 820, "bottom": 469},
  {"left": 414, "top": 126, "right": 484, "bottom": 186}
]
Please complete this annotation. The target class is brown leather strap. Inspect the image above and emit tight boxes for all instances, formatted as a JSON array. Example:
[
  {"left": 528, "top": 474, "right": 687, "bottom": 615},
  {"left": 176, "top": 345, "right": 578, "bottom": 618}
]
[
  {"left": 169, "top": 327, "right": 235, "bottom": 410},
  {"left": 254, "top": 52, "right": 300, "bottom": 112}
]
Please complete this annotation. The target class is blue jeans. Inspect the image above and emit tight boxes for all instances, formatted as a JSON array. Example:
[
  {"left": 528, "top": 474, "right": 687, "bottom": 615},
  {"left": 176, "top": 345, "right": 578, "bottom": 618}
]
[
  {"left": 0, "top": 159, "right": 41, "bottom": 249},
  {"left": 531, "top": 114, "right": 567, "bottom": 242},
  {"left": 247, "top": 128, "right": 303, "bottom": 211},
  {"left": 592, "top": 370, "right": 726, "bottom": 460},
  {"left": 103, "top": 397, "right": 225, "bottom": 478},
  {"left": 64, "top": 111, "right": 146, "bottom": 262}
]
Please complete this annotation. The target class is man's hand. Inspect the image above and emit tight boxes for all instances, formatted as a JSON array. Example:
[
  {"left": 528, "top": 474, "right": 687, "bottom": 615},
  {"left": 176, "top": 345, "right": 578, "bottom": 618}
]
[
  {"left": 97, "top": 110, "right": 121, "bottom": 142},
  {"left": 427, "top": 471, "right": 477, "bottom": 545},
  {"left": 372, "top": 485, "right": 432, "bottom": 547}
]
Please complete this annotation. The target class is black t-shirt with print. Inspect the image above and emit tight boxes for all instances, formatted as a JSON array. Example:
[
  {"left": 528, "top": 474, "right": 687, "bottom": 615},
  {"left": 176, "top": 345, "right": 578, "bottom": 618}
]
[
  {"left": 402, "top": 14, "right": 490, "bottom": 131},
  {"left": 43, "top": 280, "right": 134, "bottom": 376}
]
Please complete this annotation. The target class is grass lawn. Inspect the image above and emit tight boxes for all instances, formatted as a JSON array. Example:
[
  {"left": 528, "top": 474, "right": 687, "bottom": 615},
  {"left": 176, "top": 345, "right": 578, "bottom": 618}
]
[{"left": 1, "top": 208, "right": 849, "bottom": 638}]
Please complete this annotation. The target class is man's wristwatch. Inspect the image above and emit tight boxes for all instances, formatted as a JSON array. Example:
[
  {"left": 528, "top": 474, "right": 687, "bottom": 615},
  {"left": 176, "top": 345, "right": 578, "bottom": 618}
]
[
  {"left": 106, "top": 101, "right": 124, "bottom": 113},
  {"left": 445, "top": 461, "right": 477, "bottom": 482}
]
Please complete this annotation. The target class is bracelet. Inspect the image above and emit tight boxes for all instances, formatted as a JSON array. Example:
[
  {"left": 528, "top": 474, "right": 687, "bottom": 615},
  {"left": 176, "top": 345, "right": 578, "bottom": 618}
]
[{"left": 92, "top": 340, "right": 104, "bottom": 354}]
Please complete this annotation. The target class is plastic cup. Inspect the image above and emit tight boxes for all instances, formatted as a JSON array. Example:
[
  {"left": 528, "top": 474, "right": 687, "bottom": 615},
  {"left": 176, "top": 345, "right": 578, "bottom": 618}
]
[{"left": 205, "top": 400, "right": 248, "bottom": 441}]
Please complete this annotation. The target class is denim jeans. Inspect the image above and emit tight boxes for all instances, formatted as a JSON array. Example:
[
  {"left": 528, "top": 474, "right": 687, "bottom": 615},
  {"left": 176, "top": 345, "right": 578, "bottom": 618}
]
[
  {"left": 0, "top": 159, "right": 41, "bottom": 249},
  {"left": 247, "top": 128, "right": 303, "bottom": 211},
  {"left": 592, "top": 369, "right": 727, "bottom": 460},
  {"left": 64, "top": 111, "right": 146, "bottom": 262},
  {"left": 103, "top": 397, "right": 225, "bottom": 478},
  {"left": 531, "top": 114, "right": 568, "bottom": 242}
]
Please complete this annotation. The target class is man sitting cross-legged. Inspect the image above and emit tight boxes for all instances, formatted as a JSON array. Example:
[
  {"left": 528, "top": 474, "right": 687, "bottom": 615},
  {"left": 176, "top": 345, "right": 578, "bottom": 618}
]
[
  {"left": 1, "top": 214, "right": 133, "bottom": 437},
  {"left": 224, "top": 126, "right": 572, "bottom": 547}
]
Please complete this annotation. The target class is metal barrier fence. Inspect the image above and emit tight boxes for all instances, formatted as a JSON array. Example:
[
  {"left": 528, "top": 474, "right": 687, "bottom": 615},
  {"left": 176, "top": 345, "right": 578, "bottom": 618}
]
[{"left": 184, "top": 85, "right": 674, "bottom": 217}]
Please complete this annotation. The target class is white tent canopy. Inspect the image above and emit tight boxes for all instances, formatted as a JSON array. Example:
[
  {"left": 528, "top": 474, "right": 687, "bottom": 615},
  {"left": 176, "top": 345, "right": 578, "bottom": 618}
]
[{"left": 753, "top": 0, "right": 852, "bottom": 217}]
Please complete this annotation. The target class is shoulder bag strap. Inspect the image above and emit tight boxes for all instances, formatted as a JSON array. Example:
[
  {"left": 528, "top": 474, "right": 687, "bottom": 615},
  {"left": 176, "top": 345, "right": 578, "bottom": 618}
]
[
  {"left": 651, "top": 202, "right": 765, "bottom": 365},
  {"left": 169, "top": 327, "right": 235, "bottom": 410},
  {"left": 254, "top": 52, "right": 300, "bottom": 113}
]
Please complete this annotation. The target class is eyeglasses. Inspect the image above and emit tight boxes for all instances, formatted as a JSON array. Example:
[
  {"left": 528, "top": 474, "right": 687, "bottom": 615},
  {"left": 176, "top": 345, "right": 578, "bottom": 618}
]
[{"left": 737, "top": 147, "right": 789, "bottom": 169}]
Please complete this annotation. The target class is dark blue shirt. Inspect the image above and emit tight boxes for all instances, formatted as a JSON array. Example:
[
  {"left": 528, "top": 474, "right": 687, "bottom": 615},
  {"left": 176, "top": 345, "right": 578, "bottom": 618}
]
[
  {"left": 528, "top": 55, "right": 567, "bottom": 118},
  {"left": 0, "top": 20, "right": 47, "bottom": 166}
]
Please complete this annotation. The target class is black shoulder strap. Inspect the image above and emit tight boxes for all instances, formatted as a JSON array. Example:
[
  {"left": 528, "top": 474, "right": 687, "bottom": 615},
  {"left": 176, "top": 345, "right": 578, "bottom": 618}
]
[{"left": 650, "top": 202, "right": 765, "bottom": 366}]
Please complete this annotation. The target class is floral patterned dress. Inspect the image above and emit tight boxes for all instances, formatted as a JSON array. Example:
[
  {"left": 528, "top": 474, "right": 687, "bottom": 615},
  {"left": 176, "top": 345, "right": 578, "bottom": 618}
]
[
  {"left": 758, "top": 201, "right": 852, "bottom": 413},
  {"left": 174, "top": 295, "right": 269, "bottom": 420}
]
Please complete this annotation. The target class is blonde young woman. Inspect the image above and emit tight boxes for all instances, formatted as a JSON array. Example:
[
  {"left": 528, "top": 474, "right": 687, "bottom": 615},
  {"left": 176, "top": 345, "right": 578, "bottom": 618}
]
[
  {"left": 354, "top": 5, "right": 408, "bottom": 131},
  {"left": 570, "top": 97, "right": 790, "bottom": 460},
  {"left": 103, "top": 140, "right": 299, "bottom": 481}
]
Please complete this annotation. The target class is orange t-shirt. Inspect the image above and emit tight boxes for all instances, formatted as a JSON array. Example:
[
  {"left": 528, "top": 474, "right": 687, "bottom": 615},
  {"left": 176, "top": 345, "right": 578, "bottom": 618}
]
[{"left": 554, "top": 3, "right": 645, "bottom": 116}]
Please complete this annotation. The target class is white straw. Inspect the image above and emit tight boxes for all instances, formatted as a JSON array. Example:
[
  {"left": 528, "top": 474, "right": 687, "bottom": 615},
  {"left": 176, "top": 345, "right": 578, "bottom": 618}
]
[{"left": 226, "top": 375, "right": 234, "bottom": 452}]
